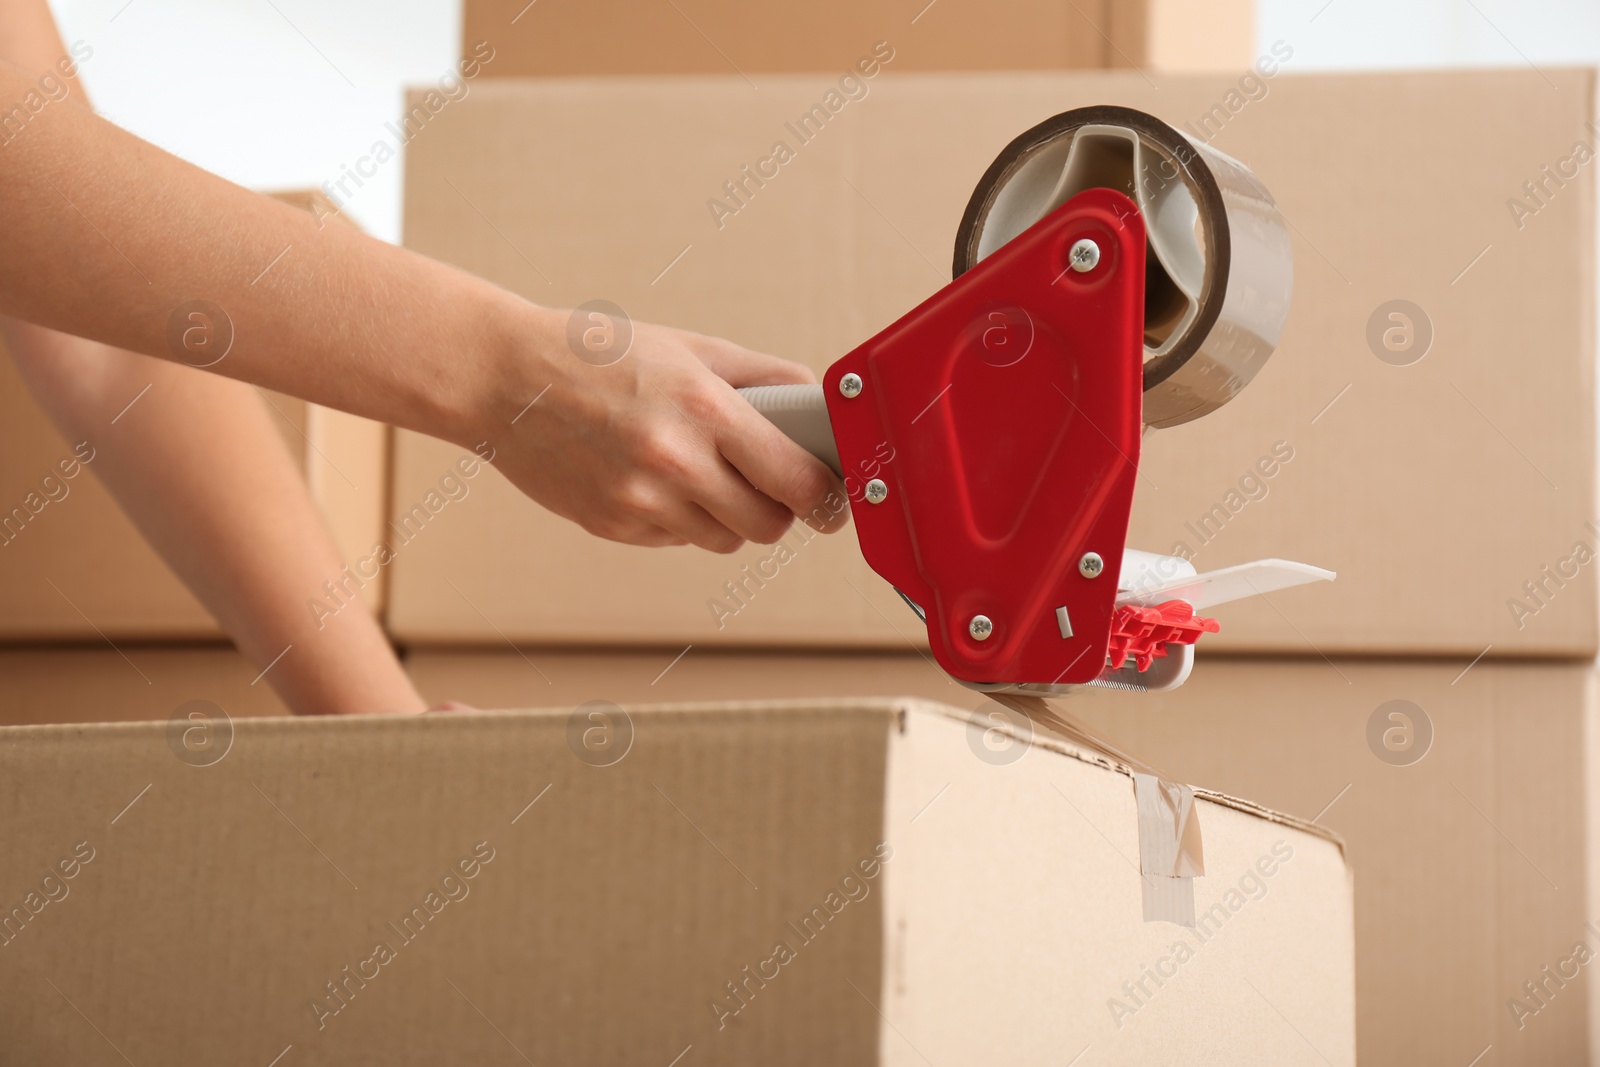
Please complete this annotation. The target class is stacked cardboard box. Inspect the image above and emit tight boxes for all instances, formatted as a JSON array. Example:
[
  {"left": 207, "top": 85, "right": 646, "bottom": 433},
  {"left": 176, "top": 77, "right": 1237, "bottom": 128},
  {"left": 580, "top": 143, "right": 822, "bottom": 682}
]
[
  {"left": 392, "top": 67, "right": 1599, "bottom": 1067},
  {"left": 389, "top": 70, "right": 1594, "bottom": 657},
  {"left": 462, "top": 0, "right": 1257, "bottom": 77}
]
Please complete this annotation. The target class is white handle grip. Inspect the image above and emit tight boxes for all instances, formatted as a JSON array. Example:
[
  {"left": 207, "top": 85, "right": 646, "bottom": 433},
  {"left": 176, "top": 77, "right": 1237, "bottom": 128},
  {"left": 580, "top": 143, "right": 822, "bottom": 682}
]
[{"left": 738, "top": 384, "right": 841, "bottom": 476}]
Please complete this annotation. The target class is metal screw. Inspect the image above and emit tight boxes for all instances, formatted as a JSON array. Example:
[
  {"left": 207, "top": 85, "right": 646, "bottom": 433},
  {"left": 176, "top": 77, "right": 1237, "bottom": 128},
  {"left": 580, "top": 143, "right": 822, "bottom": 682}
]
[
  {"left": 1069, "top": 239, "right": 1101, "bottom": 273},
  {"left": 864, "top": 478, "right": 888, "bottom": 504},
  {"left": 969, "top": 614, "right": 993, "bottom": 641},
  {"left": 1078, "top": 551, "right": 1104, "bottom": 578},
  {"left": 839, "top": 373, "right": 863, "bottom": 398}
]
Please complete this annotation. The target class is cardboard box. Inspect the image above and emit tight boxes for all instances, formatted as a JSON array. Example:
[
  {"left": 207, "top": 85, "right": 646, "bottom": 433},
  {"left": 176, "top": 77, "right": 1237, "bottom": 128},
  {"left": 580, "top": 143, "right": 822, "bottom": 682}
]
[
  {"left": 408, "top": 649, "right": 1600, "bottom": 1066},
  {"left": 462, "top": 0, "right": 1254, "bottom": 78},
  {"left": 0, "top": 697, "right": 1353, "bottom": 1064},
  {"left": 0, "top": 192, "right": 388, "bottom": 639},
  {"left": 395, "top": 69, "right": 1596, "bottom": 657},
  {"left": 406, "top": 647, "right": 977, "bottom": 711},
  {"left": 1064, "top": 657, "right": 1595, "bottom": 1067},
  {"left": 0, "top": 645, "right": 290, "bottom": 725}
]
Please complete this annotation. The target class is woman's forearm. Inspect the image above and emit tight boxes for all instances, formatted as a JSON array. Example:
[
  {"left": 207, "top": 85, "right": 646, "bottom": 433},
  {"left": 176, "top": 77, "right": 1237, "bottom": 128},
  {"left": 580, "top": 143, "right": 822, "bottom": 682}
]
[
  {"left": 0, "top": 2, "right": 428, "bottom": 714},
  {"left": 3, "top": 320, "right": 427, "bottom": 714},
  {"left": 0, "top": 60, "right": 515, "bottom": 447}
]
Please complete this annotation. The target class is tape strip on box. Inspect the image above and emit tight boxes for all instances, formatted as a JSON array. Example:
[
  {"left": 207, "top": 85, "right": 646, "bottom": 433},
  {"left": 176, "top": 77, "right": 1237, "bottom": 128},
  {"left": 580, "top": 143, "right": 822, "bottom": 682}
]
[
  {"left": 1133, "top": 772, "right": 1204, "bottom": 926},
  {"left": 998, "top": 695, "right": 1204, "bottom": 926}
]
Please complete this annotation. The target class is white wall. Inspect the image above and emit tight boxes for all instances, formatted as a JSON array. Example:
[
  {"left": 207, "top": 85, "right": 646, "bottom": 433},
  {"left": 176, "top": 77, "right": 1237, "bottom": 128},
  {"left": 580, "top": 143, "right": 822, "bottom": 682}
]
[
  {"left": 1258, "top": 0, "right": 1600, "bottom": 68},
  {"left": 49, "top": 0, "right": 462, "bottom": 244}
]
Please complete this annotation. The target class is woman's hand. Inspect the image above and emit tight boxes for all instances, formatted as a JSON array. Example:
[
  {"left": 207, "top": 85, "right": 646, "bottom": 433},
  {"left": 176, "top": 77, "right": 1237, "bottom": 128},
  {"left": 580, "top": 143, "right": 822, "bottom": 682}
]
[{"left": 482, "top": 306, "right": 849, "bottom": 555}]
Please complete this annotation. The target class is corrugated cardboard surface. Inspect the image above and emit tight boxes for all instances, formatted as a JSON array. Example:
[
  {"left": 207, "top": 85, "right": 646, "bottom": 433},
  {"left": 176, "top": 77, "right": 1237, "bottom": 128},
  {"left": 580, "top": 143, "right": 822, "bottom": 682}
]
[
  {"left": 461, "top": 0, "right": 1254, "bottom": 77},
  {"left": 0, "top": 191, "right": 387, "bottom": 639},
  {"left": 394, "top": 70, "right": 1596, "bottom": 657},
  {"left": 0, "top": 698, "right": 1352, "bottom": 1064}
]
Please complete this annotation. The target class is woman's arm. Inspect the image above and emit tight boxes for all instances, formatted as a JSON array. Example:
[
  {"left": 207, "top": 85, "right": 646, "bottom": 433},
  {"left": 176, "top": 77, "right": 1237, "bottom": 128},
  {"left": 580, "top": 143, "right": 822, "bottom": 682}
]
[
  {"left": 5, "top": 326, "right": 429, "bottom": 714},
  {"left": 0, "top": 60, "right": 842, "bottom": 552},
  {"left": 0, "top": 0, "right": 842, "bottom": 714},
  {"left": 0, "top": 0, "right": 423, "bottom": 713}
]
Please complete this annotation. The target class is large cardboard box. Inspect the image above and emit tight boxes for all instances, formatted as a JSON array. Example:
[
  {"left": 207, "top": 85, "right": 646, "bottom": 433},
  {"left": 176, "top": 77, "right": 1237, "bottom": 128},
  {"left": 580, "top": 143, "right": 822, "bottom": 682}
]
[
  {"left": 462, "top": 0, "right": 1255, "bottom": 78},
  {"left": 394, "top": 70, "right": 1596, "bottom": 658},
  {"left": 0, "top": 192, "right": 388, "bottom": 639},
  {"left": 407, "top": 647, "right": 979, "bottom": 711},
  {"left": 407, "top": 649, "right": 1600, "bottom": 1067},
  {"left": 0, "top": 697, "right": 1353, "bottom": 1064},
  {"left": 0, "top": 646, "right": 290, "bottom": 726}
]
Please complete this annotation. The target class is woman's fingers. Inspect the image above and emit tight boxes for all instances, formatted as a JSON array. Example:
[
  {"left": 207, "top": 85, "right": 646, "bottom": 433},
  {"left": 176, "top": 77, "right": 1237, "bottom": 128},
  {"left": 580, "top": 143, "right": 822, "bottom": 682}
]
[
  {"left": 707, "top": 390, "right": 844, "bottom": 533},
  {"left": 693, "top": 336, "right": 818, "bottom": 388},
  {"left": 654, "top": 499, "right": 750, "bottom": 554}
]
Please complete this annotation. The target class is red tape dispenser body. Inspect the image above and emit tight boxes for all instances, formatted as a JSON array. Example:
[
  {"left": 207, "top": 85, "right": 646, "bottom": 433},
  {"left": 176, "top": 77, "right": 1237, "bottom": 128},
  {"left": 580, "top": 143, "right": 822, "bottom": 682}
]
[
  {"left": 824, "top": 188, "right": 1145, "bottom": 689},
  {"left": 740, "top": 106, "right": 1333, "bottom": 695}
]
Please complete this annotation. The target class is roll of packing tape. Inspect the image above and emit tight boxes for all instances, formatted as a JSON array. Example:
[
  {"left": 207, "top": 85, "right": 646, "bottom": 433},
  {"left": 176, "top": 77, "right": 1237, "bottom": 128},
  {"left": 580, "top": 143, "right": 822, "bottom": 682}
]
[{"left": 953, "top": 106, "right": 1293, "bottom": 429}]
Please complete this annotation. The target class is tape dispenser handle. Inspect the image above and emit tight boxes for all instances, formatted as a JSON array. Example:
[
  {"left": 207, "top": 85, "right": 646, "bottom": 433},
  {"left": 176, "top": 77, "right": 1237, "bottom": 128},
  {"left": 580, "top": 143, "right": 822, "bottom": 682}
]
[{"left": 738, "top": 384, "right": 841, "bottom": 477}]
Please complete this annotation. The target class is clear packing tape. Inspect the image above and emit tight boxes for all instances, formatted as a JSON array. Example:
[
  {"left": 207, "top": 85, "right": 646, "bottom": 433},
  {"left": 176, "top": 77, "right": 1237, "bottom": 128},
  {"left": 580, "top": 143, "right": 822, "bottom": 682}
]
[
  {"left": 953, "top": 105, "right": 1294, "bottom": 430},
  {"left": 995, "top": 694, "right": 1204, "bottom": 926}
]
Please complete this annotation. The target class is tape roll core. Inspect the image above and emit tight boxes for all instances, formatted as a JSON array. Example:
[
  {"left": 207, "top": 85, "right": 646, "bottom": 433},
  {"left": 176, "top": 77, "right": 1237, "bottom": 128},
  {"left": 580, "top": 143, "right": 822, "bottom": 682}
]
[{"left": 954, "top": 106, "right": 1293, "bottom": 428}]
